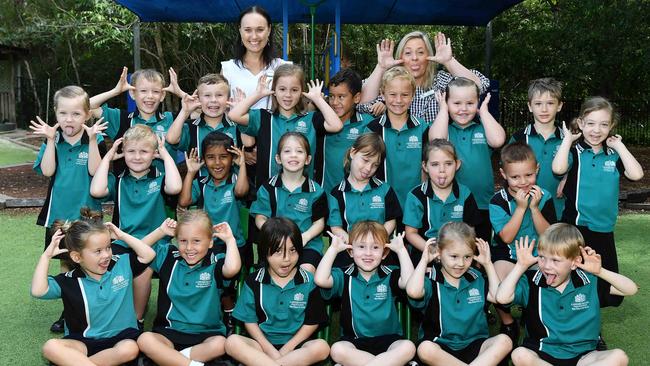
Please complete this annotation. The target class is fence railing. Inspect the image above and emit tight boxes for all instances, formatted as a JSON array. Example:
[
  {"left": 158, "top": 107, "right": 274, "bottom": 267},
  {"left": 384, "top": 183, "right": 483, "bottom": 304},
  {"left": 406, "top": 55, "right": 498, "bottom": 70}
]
[{"left": 0, "top": 91, "right": 15, "bottom": 124}]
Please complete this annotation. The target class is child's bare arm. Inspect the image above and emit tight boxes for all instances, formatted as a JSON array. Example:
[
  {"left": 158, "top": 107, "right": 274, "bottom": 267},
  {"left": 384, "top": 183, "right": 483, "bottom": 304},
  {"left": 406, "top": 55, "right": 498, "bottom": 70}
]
[
  {"left": 301, "top": 218, "right": 325, "bottom": 247},
  {"left": 30, "top": 117, "right": 58, "bottom": 177},
  {"left": 495, "top": 236, "right": 537, "bottom": 304},
  {"left": 479, "top": 93, "right": 505, "bottom": 148},
  {"left": 90, "top": 138, "right": 122, "bottom": 198},
  {"left": 83, "top": 118, "right": 108, "bottom": 176},
  {"left": 552, "top": 122, "right": 581, "bottom": 175},
  {"left": 228, "top": 75, "right": 273, "bottom": 126},
  {"left": 244, "top": 323, "right": 283, "bottom": 360},
  {"left": 254, "top": 214, "right": 268, "bottom": 230},
  {"left": 405, "top": 225, "right": 428, "bottom": 252},
  {"left": 230, "top": 146, "right": 250, "bottom": 198},
  {"left": 383, "top": 219, "right": 397, "bottom": 237},
  {"left": 303, "top": 80, "right": 343, "bottom": 133},
  {"left": 89, "top": 67, "right": 134, "bottom": 110},
  {"left": 577, "top": 246, "right": 638, "bottom": 297},
  {"left": 428, "top": 91, "right": 449, "bottom": 139},
  {"left": 607, "top": 135, "right": 644, "bottom": 181},
  {"left": 31, "top": 230, "right": 67, "bottom": 297},
  {"left": 387, "top": 232, "right": 414, "bottom": 288},
  {"left": 406, "top": 238, "right": 437, "bottom": 300},
  {"left": 278, "top": 324, "right": 319, "bottom": 356},
  {"left": 213, "top": 222, "right": 242, "bottom": 278},
  {"left": 105, "top": 222, "right": 156, "bottom": 263},
  {"left": 474, "top": 238, "right": 500, "bottom": 302},
  {"left": 315, "top": 232, "right": 351, "bottom": 288},
  {"left": 156, "top": 137, "right": 182, "bottom": 195}
]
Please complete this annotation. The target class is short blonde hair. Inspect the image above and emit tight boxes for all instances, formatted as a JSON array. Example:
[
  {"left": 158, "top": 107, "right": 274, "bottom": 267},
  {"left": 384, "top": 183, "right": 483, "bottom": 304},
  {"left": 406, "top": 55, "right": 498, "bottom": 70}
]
[
  {"left": 437, "top": 221, "right": 476, "bottom": 253},
  {"left": 53, "top": 85, "right": 90, "bottom": 113},
  {"left": 537, "top": 223, "right": 584, "bottom": 259},
  {"left": 395, "top": 31, "right": 437, "bottom": 88},
  {"left": 131, "top": 69, "right": 165, "bottom": 87},
  {"left": 176, "top": 209, "right": 213, "bottom": 239},
  {"left": 123, "top": 124, "right": 158, "bottom": 150},
  {"left": 380, "top": 66, "right": 416, "bottom": 94}
]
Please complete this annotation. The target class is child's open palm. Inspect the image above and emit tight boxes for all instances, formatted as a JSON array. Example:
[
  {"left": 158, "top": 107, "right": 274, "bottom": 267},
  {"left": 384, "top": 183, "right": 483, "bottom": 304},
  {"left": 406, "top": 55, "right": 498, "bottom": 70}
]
[
  {"left": 576, "top": 246, "right": 602, "bottom": 275},
  {"left": 479, "top": 93, "right": 492, "bottom": 115},
  {"left": 158, "top": 218, "right": 177, "bottom": 237},
  {"left": 303, "top": 79, "right": 325, "bottom": 101},
  {"left": 228, "top": 146, "right": 245, "bottom": 167},
  {"left": 108, "top": 138, "right": 124, "bottom": 161},
  {"left": 181, "top": 90, "right": 201, "bottom": 113},
  {"left": 114, "top": 66, "right": 135, "bottom": 94},
  {"left": 29, "top": 117, "right": 58, "bottom": 140},
  {"left": 82, "top": 118, "right": 108, "bottom": 138},
  {"left": 562, "top": 121, "right": 582, "bottom": 143},
  {"left": 213, "top": 222, "right": 235, "bottom": 242},
  {"left": 385, "top": 232, "right": 407, "bottom": 253},
  {"left": 421, "top": 238, "right": 439, "bottom": 264},
  {"left": 184, "top": 148, "right": 203, "bottom": 173},
  {"left": 105, "top": 222, "right": 125, "bottom": 241},
  {"left": 255, "top": 75, "right": 274, "bottom": 98},
  {"left": 514, "top": 236, "right": 537, "bottom": 268},
  {"left": 473, "top": 238, "right": 492, "bottom": 267},
  {"left": 327, "top": 231, "right": 352, "bottom": 253}
]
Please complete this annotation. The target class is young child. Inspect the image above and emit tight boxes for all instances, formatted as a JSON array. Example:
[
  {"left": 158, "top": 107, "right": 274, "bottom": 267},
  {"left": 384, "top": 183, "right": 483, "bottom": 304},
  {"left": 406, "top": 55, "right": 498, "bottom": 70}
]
[
  {"left": 430, "top": 76, "right": 506, "bottom": 242},
  {"left": 510, "top": 77, "right": 566, "bottom": 220},
  {"left": 31, "top": 211, "right": 156, "bottom": 366},
  {"left": 406, "top": 222, "right": 512, "bottom": 366},
  {"left": 496, "top": 224, "right": 637, "bottom": 366},
  {"left": 30, "top": 85, "right": 108, "bottom": 332},
  {"left": 228, "top": 63, "right": 343, "bottom": 183},
  {"left": 90, "top": 124, "right": 182, "bottom": 322},
  {"left": 403, "top": 139, "right": 482, "bottom": 264},
  {"left": 315, "top": 68, "right": 375, "bottom": 193},
  {"left": 315, "top": 222, "right": 416, "bottom": 366},
  {"left": 552, "top": 97, "right": 643, "bottom": 309},
  {"left": 225, "top": 217, "right": 330, "bottom": 366},
  {"left": 137, "top": 212, "right": 241, "bottom": 366},
  {"left": 250, "top": 132, "right": 328, "bottom": 273},
  {"left": 364, "top": 66, "right": 436, "bottom": 207},
  {"left": 179, "top": 132, "right": 250, "bottom": 265},
  {"left": 490, "top": 141, "right": 556, "bottom": 341}
]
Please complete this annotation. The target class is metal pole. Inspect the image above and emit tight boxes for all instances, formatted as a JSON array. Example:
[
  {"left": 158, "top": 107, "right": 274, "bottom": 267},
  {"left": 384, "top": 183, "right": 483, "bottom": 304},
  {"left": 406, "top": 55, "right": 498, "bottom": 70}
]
[
  {"left": 334, "top": 0, "right": 341, "bottom": 73},
  {"left": 485, "top": 20, "right": 492, "bottom": 79},
  {"left": 134, "top": 21, "right": 141, "bottom": 70},
  {"left": 309, "top": 5, "right": 316, "bottom": 80}
]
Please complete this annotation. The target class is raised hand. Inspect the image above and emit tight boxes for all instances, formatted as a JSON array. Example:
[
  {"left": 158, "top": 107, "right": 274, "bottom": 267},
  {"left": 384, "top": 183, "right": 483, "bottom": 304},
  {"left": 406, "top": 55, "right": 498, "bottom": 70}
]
[
  {"left": 213, "top": 222, "right": 235, "bottom": 242},
  {"left": 514, "top": 236, "right": 537, "bottom": 269},
  {"left": 473, "top": 238, "right": 492, "bottom": 267},
  {"left": 82, "top": 118, "right": 108, "bottom": 138},
  {"left": 302, "top": 79, "right": 325, "bottom": 101},
  {"left": 228, "top": 145, "right": 245, "bottom": 167},
  {"left": 29, "top": 117, "right": 59, "bottom": 140},
  {"left": 162, "top": 67, "right": 184, "bottom": 96},
  {"left": 562, "top": 121, "right": 582, "bottom": 143},
  {"left": 44, "top": 229, "right": 68, "bottom": 259},
  {"left": 255, "top": 75, "right": 274, "bottom": 98},
  {"left": 114, "top": 66, "right": 135, "bottom": 94},
  {"left": 227, "top": 87, "right": 247, "bottom": 109},
  {"left": 181, "top": 90, "right": 201, "bottom": 113},
  {"left": 528, "top": 185, "right": 543, "bottom": 209},
  {"left": 184, "top": 148, "right": 204, "bottom": 174},
  {"left": 158, "top": 218, "right": 177, "bottom": 237},
  {"left": 105, "top": 222, "right": 125, "bottom": 241},
  {"left": 107, "top": 138, "right": 124, "bottom": 161},
  {"left": 479, "top": 93, "right": 492, "bottom": 115},
  {"left": 369, "top": 101, "right": 386, "bottom": 116},
  {"left": 327, "top": 231, "right": 352, "bottom": 253},
  {"left": 376, "top": 39, "right": 403, "bottom": 69},
  {"left": 428, "top": 32, "right": 453, "bottom": 65},
  {"left": 606, "top": 134, "right": 624, "bottom": 151},
  {"left": 434, "top": 90, "right": 447, "bottom": 111},
  {"left": 421, "top": 237, "right": 439, "bottom": 264},
  {"left": 576, "top": 246, "right": 602, "bottom": 275},
  {"left": 154, "top": 135, "right": 170, "bottom": 159},
  {"left": 385, "top": 231, "right": 407, "bottom": 253}
]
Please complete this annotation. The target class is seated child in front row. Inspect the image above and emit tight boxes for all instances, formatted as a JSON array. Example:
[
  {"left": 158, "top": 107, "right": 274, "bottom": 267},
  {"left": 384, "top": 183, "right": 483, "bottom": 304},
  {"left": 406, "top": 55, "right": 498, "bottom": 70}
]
[
  {"left": 251, "top": 132, "right": 328, "bottom": 273},
  {"left": 489, "top": 141, "right": 556, "bottom": 340},
  {"left": 315, "top": 221, "right": 416, "bottom": 366},
  {"left": 137, "top": 212, "right": 241, "bottom": 366},
  {"left": 406, "top": 221, "right": 512, "bottom": 366},
  {"left": 496, "top": 224, "right": 637, "bottom": 366},
  {"left": 226, "top": 217, "right": 330, "bottom": 366},
  {"left": 31, "top": 211, "right": 155, "bottom": 366}
]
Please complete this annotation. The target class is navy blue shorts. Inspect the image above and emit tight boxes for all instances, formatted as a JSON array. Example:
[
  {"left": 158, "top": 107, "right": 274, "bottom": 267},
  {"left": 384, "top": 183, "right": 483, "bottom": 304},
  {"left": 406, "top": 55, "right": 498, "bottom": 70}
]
[
  {"left": 153, "top": 327, "right": 223, "bottom": 350},
  {"left": 64, "top": 328, "right": 140, "bottom": 356},
  {"left": 340, "top": 334, "right": 404, "bottom": 356},
  {"left": 522, "top": 343, "right": 591, "bottom": 366},
  {"left": 436, "top": 338, "right": 486, "bottom": 363}
]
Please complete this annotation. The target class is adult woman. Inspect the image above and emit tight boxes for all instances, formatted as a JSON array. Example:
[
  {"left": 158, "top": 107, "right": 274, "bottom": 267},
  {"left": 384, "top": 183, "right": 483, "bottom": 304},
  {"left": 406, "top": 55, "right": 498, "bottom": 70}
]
[{"left": 359, "top": 31, "right": 490, "bottom": 122}]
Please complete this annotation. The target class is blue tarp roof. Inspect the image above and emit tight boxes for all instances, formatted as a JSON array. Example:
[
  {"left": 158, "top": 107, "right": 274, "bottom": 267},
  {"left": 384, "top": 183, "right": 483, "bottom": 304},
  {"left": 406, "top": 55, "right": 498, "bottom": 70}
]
[{"left": 114, "top": 0, "right": 523, "bottom": 26}]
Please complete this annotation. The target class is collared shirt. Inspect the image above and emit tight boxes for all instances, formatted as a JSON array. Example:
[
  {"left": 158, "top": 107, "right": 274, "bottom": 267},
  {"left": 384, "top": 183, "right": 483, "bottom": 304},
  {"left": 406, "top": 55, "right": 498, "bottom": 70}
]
[
  {"left": 321, "top": 265, "right": 404, "bottom": 338},
  {"left": 403, "top": 180, "right": 481, "bottom": 240},
  {"left": 233, "top": 267, "right": 327, "bottom": 345},
  {"left": 562, "top": 139, "right": 624, "bottom": 232},
  {"left": 191, "top": 175, "right": 245, "bottom": 247},
  {"left": 365, "top": 112, "right": 430, "bottom": 207},
  {"left": 327, "top": 176, "right": 402, "bottom": 231},
  {"left": 510, "top": 123, "right": 565, "bottom": 219},
  {"left": 36, "top": 253, "right": 148, "bottom": 338},
  {"left": 34, "top": 130, "right": 106, "bottom": 226},
  {"left": 489, "top": 187, "right": 556, "bottom": 259},
  {"left": 150, "top": 243, "right": 228, "bottom": 335},
  {"left": 251, "top": 174, "right": 328, "bottom": 253},
  {"left": 409, "top": 264, "right": 489, "bottom": 350}
]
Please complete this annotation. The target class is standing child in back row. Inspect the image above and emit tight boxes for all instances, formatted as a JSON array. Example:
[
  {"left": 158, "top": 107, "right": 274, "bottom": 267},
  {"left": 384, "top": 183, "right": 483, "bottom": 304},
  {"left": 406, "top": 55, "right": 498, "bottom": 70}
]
[
  {"left": 430, "top": 76, "right": 506, "bottom": 242},
  {"left": 552, "top": 97, "right": 643, "bottom": 308},
  {"left": 510, "top": 77, "right": 566, "bottom": 220}
]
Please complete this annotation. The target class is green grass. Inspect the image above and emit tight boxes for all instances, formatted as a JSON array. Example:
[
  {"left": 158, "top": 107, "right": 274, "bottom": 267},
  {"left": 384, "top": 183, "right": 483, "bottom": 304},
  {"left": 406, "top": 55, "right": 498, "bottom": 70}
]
[
  {"left": 0, "top": 139, "right": 37, "bottom": 167},
  {"left": 1, "top": 211, "right": 648, "bottom": 365}
]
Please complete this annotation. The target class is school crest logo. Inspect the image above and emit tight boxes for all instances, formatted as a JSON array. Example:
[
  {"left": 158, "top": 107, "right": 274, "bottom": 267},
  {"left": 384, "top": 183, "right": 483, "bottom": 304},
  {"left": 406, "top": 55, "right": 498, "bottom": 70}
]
[
  {"left": 196, "top": 272, "right": 212, "bottom": 288},
  {"left": 296, "top": 120, "right": 308, "bottom": 133},
  {"left": 290, "top": 292, "right": 307, "bottom": 309},
  {"left": 294, "top": 198, "right": 309, "bottom": 213},
  {"left": 374, "top": 284, "right": 388, "bottom": 301},
  {"left": 294, "top": 293, "right": 304, "bottom": 302},
  {"left": 406, "top": 135, "right": 421, "bottom": 149},
  {"left": 76, "top": 151, "right": 89, "bottom": 165},
  {"left": 467, "top": 287, "right": 483, "bottom": 304},
  {"left": 156, "top": 125, "right": 165, "bottom": 132},
  {"left": 370, "top": 195, "right": 384, "bottom": 209},
  {"left": 469, "top": 288, "right": 480, "bottom": 297},
  {"left": 147, "top": 181, "right": 160, "bottom": 194},
  {"left": 571, "top": 293, "right": 590, "bottom": 311},
  {"left": 472, "top": 132, "right": 486, "bottom": 145},
  {"left": 111, "top": 275, "right": 128, "bottom": 291},
  {"left": 451, "top": 204, "right": 464, "bottom": 219},
  {"left": 603, "top": 160, "right": 616, "bottom": 173},
  {"left": 221, "top": 190, "right": 234, "bottom": 204},
  {"left": 347, "top": 127, "right": 360, "bottom": 140}
]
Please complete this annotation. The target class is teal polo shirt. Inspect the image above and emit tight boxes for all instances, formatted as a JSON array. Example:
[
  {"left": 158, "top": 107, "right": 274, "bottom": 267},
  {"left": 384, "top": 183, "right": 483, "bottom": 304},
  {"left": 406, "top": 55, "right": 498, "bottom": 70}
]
[
  {"left": 489, "top": 188, "right": 556, "bottom": 260},
  {"left": 562, "top": 140, "right": 624, "bottom": 232},
  {"left": 251, "top": 174, "right": 328, "bottom": 253},
  {"left": 191, "top": 175, "right": 245, "bottom": 247},
  {"left": 321, "top": 265, "right": 403, "bottom": 338},
  {"left": 327, "top": 176, "right": 402, "bottom": 231},
  {"left": 364, "top": 112, "right": 430, "bottom": 207},
  {"left": 448, "top": 120, "right": 494, "bottom": 209},
  {"left": 510, "top": 123, "right": 566, "bottom": 220},
  {"left": 512, "top": 269, "right": 610, "bottom": 359},
  {"left": 34, "top": 130, "right": 106, "bottom": 227},
  {"left": 239, "top": 109, "right": 326, "bottom": 183},
  {"left": 314, "top": 112, "right": 374, "bottom": 192},
  {"left": 36, "top": 253, "right": 148, "bottom": 338},
  {"left": 233, "top": 267, "right": 327, "bottom": 345},
  {"left": 403, "top": 180, "right": 482, "bottom": 240},
  {"left": 409, "top": 264, "right": 489, "bottom": 350},
  {"left": 150, "top": 243, "right": 229, "bottom": 335},
  {"left": 105, "top": 169, "right": 173, "bottom": 247}
]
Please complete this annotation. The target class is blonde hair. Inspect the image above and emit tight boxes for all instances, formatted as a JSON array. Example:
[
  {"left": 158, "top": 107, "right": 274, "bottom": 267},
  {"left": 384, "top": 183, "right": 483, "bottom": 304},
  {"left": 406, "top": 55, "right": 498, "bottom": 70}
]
[
  {"left": 349, "top": 221, "right": 388, "bottom": 249},
  {"left": 123, "top": 124, "right": 158, "bottom": 150},
  {"left": 572, "top": 96, "right": 619, "bottom": 131},
  {"left": 537, "top": 223, "right": 584, "bottom": 259},
  {"left": 437, "top": 221, "right": 476, "bottom": 253},
  {"left": 198, "top": 73, "right": 230, "bottom": 91},
  {"left": 175, "top": 210, "right": 213, "bottom": 239},
  {"left": 344, "top": 132, "right": 385, "bottom": 173},
  {"left": 131, "top": 69, "right": 165, "bottom": 87},
  {"left": 395, "top": 31, "right": 437, "bottom": 88},
  {"left": 380, "top": 66, "right": 416, "bottom": 94},
  {"left": 271, "top": 64, "right": 306, "bottom": 113},
  {"left": 53, "top": 85, "right": 90, "bottom": 113}
]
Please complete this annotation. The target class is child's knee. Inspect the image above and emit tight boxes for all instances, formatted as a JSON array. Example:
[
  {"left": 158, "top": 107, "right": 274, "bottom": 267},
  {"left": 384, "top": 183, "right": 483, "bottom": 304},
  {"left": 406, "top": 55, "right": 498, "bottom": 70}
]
[
  {"left": 42, "top": 339, "right": 61, "bottom": 358},
  {"left": 136, "top": 332, "right": 157, "bottom": 351},
  {"left": 395, "top": 340, "right": 416, "bottom": 358},
  {"left": 330, "top": 341, "right": 351, "bottom": 360},
  {"left": 309, "top": 339, "right": 330, "bottom": 360},
  {"left": 115, "top": 339, "right": 139, "bottom": 361},
  {"left": 417, "top": 340, "right": 441, "bottom": 360},
  {"left": 493, "top": 334, "right": 513, "bottom": 351},
  {"left": 225, "top": 334, "right": 244, "bottom": 354},
  {"left": 511, "top": 347, "right": 536, "bottom": 365},
  {"left": 609, "top": 349, "right": 629, "bottom": 365}
]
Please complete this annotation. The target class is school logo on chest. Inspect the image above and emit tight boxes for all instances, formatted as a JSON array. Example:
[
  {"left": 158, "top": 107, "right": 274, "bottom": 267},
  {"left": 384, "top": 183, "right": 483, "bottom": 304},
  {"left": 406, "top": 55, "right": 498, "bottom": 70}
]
[
  {"left": 147, "top": 181, "right": 161, "bottom": 195},
  {"left": 370, "top": 195, "right": 384, "bottom": 209},
  {"left": 111, "top": 275, "right": 128, "bottom": 292},
  {"left": 295, "top": 120, "right": 308, "bottom": 133},
  {"left": 374, "top": 283, "right": 388, "bottom": 301},
  {"left": 472, "top": 132, "right": 486, "bottom": 145},
  {"left": 196, "top": 272, "right": 212, "bottom": 288},
  {"left": 450, "top": 204, "right": 464, "bottom": 219},
  {"left": 76, "top": 151, "right": 89, "bottom": 166},
  {"left": 467, "top": 287, "right": 483, "bottom": 304},
  {"left": 346, "top": 127, "right": 360, "bottom": 140},
  {"left": 571, "top": 293, "right": 590, "bottom": 311},
  {"left": 294, "top": 198, "right": 310, "bottom": 213},
  {"left": 603, "top": 160, "right": 617, "bottom": 173},
  {"left": 406, "top": 135, "right": 421, "bottom": 149},
  {"left": 221, "top": 190, "right": 234, "bottom": 204},
  {"left": 290, "top": 292, "right": 307, "bottom": 309},
  {"left": 155, "top": 125, "right": 166, "bottom": 139}
]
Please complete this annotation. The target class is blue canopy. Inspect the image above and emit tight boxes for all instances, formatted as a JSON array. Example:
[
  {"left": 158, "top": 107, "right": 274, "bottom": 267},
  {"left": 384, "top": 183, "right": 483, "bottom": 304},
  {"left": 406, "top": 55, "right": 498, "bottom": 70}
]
[{"left": 114, "top": 0, "right": 522, "bottom": 26}]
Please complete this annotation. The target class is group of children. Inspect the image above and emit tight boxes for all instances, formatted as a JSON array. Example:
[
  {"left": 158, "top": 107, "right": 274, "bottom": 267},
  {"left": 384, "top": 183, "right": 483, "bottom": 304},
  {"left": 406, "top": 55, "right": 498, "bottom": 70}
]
[{"left": 29, "top": 44, "right": 642, "bottom": 366}]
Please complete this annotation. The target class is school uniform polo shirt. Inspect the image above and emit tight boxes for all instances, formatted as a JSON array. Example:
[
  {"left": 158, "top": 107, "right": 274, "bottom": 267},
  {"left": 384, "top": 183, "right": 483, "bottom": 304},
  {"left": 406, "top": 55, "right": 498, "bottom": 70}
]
[
  {"left": 34, "top": 130, "right": 106, "bottom": 227},
  {"left": 409, "top": 264, "right": 489, "bottom": 350},
  {"left": 489, "top": 188, "right": 556, "bottom": 259},
  {"left": 251, "top": 174, "right": 328, "bottom": 253},
  {"left": 364, "top": 112, "right": 430, "bottom": 207},
  {"left": 321, "top": 265, "right": 404, "bottom": 338},
  {"left": 106, "top": 169, "right": 173, "bottom": 247},
  {"left": 191, "top": 175, "right": 245, "bottom": 247},
  {"left": 36, "top": 253, "right": 148, "bottom": 338},
  {"left": 239, "top": 109, "right": 326, "bottom": 183},
  {"left": 513, "top": 269, "right": 610, "bottom": 359},
  {"left": 314, "top": 112, "right": 375, "bottom": 192},
  {"left": 448, "top": 120, "right": 494, "bottom": 209},
  {"left": 511, "top": 123, "right": 565, "bottom": 219},
  {"left": 562, "top": 139, "right": 624, "bottom": 232},
  {"left": 327, "top": 176, "right": 402, "bottom": 231},
  {"left": 233, "top": 267, "right": 327, "bottom": 345},
  {"left": 150, "top": 243, "right": 228, "bottom": 335},
  {"left": 403, "top": 180, "right": 481, "bottom": 240}
]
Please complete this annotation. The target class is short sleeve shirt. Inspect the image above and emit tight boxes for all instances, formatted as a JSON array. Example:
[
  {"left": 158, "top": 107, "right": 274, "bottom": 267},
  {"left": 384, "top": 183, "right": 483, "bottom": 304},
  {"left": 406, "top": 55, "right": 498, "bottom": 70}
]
[{"left": 191, "top": 175, "right": 245, "bottom": 247}]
